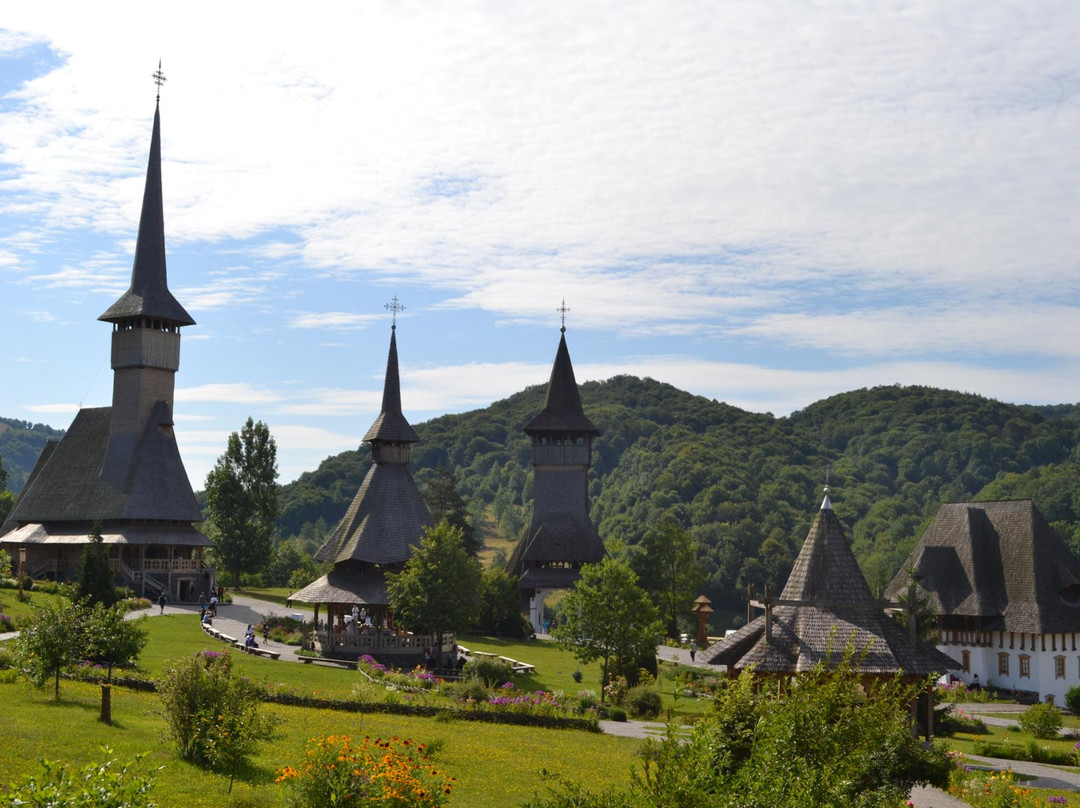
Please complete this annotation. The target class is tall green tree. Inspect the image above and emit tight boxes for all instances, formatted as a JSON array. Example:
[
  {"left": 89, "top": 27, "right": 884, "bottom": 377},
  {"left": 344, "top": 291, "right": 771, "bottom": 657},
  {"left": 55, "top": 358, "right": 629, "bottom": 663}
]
[
  {"left": 77, "top": 522, "right": 117, "bottom": 606},
  {"left": 205, "top": 417, "right": 280, "bottom": 588},
  {"left": 14, "top": 601, "right": 85, "bottom": 699},
  {"left": 387, "top": 520, "right": 482, "bottom": 650},
  {"left": 477, "top": 566, "right": 525, "bottom": 634},
  {"left": 552, "top": 548, "right": 662, "bottom": 699},
  {"left": 423, "top": 464, "right": 480, "bottom": 554},
  {"left": 631, "top": 522, "right": 706, "bottom": 638}
]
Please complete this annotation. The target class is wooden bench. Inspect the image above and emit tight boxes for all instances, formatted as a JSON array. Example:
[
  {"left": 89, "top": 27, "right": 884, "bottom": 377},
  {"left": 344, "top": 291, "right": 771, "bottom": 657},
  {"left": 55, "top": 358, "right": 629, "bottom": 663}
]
[
  {"left": 218, "top": 633, "right": 237, "bottom": 644},
  {"left": 499, "top": 655, "right": 536, "bottom": 674},
  {"left": 300, "top": 657, "right": 357, "bottom": 670},
  {"left": 250, "top": 647, "right": 280, "bottom": 660}
]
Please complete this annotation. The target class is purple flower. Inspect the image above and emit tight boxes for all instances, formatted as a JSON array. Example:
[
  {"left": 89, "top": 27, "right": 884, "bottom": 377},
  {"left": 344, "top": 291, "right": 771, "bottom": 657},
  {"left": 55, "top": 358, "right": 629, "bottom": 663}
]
[{"left": 501, "top": 681, "right": 514, "bottom": 689}]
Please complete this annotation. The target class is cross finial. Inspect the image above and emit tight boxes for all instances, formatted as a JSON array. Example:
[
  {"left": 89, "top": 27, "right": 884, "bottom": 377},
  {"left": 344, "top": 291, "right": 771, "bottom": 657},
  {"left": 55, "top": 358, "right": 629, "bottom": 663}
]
[
  {"left": 557, "top": 299, "right": 570, "bottom": 333},
  {"left": 385, "top": 295, "right": 405, "bottom": 328},
  {"left": 823, "top": 463, "right": 832, "bottom": 487},
  {"left": 152, "top": 60, "right": 167, "bottom": 102}
]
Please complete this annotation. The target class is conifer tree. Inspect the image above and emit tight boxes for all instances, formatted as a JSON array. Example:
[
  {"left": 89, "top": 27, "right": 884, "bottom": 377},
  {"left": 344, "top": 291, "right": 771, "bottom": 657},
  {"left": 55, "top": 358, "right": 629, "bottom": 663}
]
[
  {"left": 77, "top": 522, "right": 116, "bottom": 606},
  {"left": 423, "top": 464, "right": 480, "bottom": 554}
]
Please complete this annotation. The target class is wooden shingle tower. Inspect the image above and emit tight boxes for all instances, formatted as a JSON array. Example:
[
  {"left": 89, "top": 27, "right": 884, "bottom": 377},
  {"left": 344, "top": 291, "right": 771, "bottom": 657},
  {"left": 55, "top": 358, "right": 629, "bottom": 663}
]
[
  {"left": 1, "top": 80, "right": 213, "bottom": 600},
  {"left": 510, "top": 314, "right": 605, "bottom": 631},
  {"left": 290, "top": 309, "right": 435, "bottom": 659}
]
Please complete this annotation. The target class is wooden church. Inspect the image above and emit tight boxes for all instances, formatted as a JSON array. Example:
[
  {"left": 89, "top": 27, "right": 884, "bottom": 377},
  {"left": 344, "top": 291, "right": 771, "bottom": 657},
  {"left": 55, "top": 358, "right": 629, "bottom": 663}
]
[
  {"left": 0, "top": 90, "right": 214, "bottom": 601},
  {"left": 289, "top": 314, "right": 441, "bottom": 661}
]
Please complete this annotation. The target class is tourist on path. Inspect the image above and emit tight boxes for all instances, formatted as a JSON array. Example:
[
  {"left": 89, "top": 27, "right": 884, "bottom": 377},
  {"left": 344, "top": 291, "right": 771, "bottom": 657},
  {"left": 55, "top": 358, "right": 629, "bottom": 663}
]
[
  {"left": 158, "top": 591, "right": 167, "bottom": 614},
  {"left": 690, "top": 639, "right": 698, "bottom": 662}
]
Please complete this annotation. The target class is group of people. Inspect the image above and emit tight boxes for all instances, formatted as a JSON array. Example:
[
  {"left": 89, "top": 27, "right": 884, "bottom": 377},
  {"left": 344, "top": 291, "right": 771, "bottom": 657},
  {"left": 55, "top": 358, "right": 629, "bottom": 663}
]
[{"left": 198, "top": 592, "right": 220, "bottom": 621}]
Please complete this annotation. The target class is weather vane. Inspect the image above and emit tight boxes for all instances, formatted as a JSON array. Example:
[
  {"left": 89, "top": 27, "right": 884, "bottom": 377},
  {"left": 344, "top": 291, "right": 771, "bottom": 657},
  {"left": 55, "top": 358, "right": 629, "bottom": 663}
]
[
  {"left": 385, "top": 295, "right": 405, "bottom": 328},
  {"left": 823, "top": 462, "right": 832, "bottom": 493},
  {"left": 557, "top": 299, "right": 570, "bottom": 333},
  {"left": 152, "top": 60, "right": 167, "bottom": 102}
]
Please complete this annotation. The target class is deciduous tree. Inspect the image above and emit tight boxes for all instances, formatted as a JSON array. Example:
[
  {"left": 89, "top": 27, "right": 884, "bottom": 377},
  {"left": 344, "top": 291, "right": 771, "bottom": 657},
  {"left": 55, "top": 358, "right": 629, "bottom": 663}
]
[
  {"left": 387, "top": 520, "right": 482, "bottom": 651},
  {"left": 205, "top": 417, "right": 280, "bottom": 588},
  {"left": 83, "top": 602, "right": 148, "bottom": 683},
  {"left": 631, "top": 522, "right": 706, "bottom": 638},
  {"left": 14, "top": 601, "right": 85, "bottom": 699},
  {"left": 552, "top": 548, "right": 662, "bottom": 699}
]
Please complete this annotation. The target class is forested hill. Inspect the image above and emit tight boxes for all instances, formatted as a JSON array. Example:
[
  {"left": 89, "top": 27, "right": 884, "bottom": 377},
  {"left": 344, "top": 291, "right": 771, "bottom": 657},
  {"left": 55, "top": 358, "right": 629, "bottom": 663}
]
[
  {"left": 0, "top": 418, "right": 65, "bottom": 493},
  {"left": 278, "top": 378, "right": 1080, "bottom": 614}
]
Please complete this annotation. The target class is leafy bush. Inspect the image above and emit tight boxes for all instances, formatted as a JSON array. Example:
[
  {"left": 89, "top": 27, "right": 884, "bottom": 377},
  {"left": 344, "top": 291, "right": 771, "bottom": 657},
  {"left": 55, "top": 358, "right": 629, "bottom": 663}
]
[
  {"left": 608, "top": 707, "right": 627, "bottom": 722},
  {"left": 446, "top": 678, "right": 488, "bottom": 704},
  {"left": 948, "top": 757, "right": 1041, "bottom": 807},
  {"left": 276, "top": 734, "right": 452, "bottom": 807},
  {"left": 0, "top": 612, "right": 13, "bottom": 631},
  {"left": 261, "top": 614, "right": 304, "bottom": 644},
  {"left": 1065, "top": 685, "right": 1080, "bottom": 716},
  {"left": 2, "top": 746, "right": 158, "bottom": 807},
  {"left": 463, "top": 655, "right": 514, "bottom": 687},
  {"left": 971, "top": 737, "right": 1074, "bottom": 765},
  {"left": 157, "top": 651, "right": 275, "bottom": 773},
  {"left": 625, "top": 684, "right": 662, "bottom": 719},
  {"left": 1018, "top": 702, "right": 1062, "bottom": 739},
  {"left": 576, "top": 690, "right": 599, "bottom": 713},
  {"left": 571, "top": 670, "right": 583, "bottom": 683}
]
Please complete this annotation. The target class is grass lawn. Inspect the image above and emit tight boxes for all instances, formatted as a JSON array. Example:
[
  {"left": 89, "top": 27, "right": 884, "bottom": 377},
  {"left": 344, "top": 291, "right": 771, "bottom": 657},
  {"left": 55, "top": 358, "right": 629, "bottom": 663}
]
[
  {"left": 0, "top": 679, "right": 642, "bottom": 807},
  {"left": 0, "top": 588, "right": 71, "bottom": 626},
  {"left": 235, "top": 587, "right": 313, "bottom": 611}
]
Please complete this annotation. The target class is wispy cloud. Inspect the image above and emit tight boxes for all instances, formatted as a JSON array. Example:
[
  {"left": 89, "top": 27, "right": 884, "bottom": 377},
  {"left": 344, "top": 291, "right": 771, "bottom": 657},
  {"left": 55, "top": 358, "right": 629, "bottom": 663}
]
[
  {"left": 289, "top": 312, "right": 382, "bottom": 331},
  {"left": 175, "top": 383, "right": 283, "bottom": 404}
]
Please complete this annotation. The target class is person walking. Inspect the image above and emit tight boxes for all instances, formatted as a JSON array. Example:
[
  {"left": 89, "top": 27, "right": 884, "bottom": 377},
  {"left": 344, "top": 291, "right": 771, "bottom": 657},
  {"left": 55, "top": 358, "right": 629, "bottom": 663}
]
[
  {"left": 158, "top": 591, "right": 167, "bottom": 615},
  {"left": 689, "top": 639, "right": 698, "bottom": 662}
]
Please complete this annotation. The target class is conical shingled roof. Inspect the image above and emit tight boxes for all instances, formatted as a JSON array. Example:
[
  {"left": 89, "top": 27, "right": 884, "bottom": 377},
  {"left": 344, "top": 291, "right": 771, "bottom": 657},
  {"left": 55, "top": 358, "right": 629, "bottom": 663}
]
[
  {"left": 363, "top": 327, "right": 420, "bottom": 443},
  {"left": 780, "top": 497, "right": 876, "bottom": 604},
  {"left": 524, "top": 331, "right": 599, "bottom": 436},
  {"left": 701, "top": 494, "right": 959, "bottom": 676},
  {"left": 99, "top": 102, "right": 195, "bottom": 326}
]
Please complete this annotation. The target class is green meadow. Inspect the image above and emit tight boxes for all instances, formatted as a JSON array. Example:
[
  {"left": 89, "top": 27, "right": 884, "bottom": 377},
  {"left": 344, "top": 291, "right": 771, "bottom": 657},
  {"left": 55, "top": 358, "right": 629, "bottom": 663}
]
[{"left": 0, "top": 613, "right": 649, "bottom": 807}]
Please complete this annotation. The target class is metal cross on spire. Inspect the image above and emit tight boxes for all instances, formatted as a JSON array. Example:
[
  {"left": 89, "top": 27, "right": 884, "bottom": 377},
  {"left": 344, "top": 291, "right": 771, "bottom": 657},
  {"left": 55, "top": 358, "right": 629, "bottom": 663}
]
[
  {"left": 557, "top": 299, "right": 570, "bottom": 333},
  {"left": 152, "top": 60, "right": 167, "bottom": 102},
  {"left": 385, "top": 295, "right": 405, "bottom": 328}
]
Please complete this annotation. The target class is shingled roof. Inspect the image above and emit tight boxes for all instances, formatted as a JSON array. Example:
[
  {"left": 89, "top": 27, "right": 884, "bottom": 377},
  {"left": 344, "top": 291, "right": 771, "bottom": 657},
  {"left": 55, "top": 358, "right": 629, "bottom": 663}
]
[
  {"left": 523, "top": 331, "right": 599, "bottom": 436},
  {"left": 886, "top": 500, "right": 1080, "bottom": 634},
  {"left": 290, "top": 566, "right": 391, "bottom": 606},
  {"left": 701, "top": 493, "right": 959, "bottom": 676},
  {"left": 363, "top": 326, "right": 420, "bottom": 444},
  {"left": 4, "top": 406, "right": 202, "bottom": 525},
  {"left": 314, "top": 461, "right": 433, "bottom": 565},
  {"left": 99, "top": 102, "right": 194, "bottom": 326}
]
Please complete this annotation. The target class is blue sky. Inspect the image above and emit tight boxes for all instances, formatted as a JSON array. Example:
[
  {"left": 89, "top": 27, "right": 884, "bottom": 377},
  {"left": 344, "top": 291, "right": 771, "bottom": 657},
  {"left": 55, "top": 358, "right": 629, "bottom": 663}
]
[{"left": 1, "top": 2, "right": 1079, "bottom": 487}]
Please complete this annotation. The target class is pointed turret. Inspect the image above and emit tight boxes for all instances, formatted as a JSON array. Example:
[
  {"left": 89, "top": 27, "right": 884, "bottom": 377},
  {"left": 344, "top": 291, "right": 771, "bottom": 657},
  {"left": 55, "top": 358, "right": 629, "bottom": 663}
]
[
  {"left": 99, "top": 101, "right": 194, "bottom": 327},
  {"left": 363, "top": 325, "right": 420, "bottom": 445},
  {"left": 523, "top": 330, "right": 599, "bottom": 436}
]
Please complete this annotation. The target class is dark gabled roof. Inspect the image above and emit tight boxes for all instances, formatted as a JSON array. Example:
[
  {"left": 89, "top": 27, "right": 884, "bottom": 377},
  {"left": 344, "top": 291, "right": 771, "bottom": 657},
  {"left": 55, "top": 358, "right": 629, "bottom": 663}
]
[
  {"left": 509, "top": 509, "right": 605, "bottom": 574},
  {"left": 363, "top": 327, "right": 420, "bottom": 443},
  {"left": 701, "top": 493, "right": 959, "bottom": 677},
  {"left": 5, "top": 405, "right": 201, "bottom": 525},
  {"left": 0, "top": 440, "right": 56, "bottom": 536},
  {"left": 524, "top": 331, "right": 599, "bottom": 436},
  {"left": 886, "top": 500, "right": 1080, "bottom": 634},
  {"left": 289, "top": 567, "right": 391, "bottom": 606},
  {"left": 315, "top": 460, "right": 432, "bottom": 566},
  {"left": 99, "top": 102, "right": 194, "bottom": 326}
]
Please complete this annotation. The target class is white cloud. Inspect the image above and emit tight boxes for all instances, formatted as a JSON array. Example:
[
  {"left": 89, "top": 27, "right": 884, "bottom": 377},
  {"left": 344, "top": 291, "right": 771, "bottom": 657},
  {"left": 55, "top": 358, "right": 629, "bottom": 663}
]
[
  {"left": 175, "top": 383, "right": 282, "bottom": 404},
  {"left": 289, "top": 312, "right": 381, "bottom": 331}
]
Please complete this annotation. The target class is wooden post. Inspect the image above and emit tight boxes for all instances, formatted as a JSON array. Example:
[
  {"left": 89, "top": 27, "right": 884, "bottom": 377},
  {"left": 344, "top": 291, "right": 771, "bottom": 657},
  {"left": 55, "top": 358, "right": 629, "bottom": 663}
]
[{"left": 100, "top": 683, "right": 112, "bottom": 724}]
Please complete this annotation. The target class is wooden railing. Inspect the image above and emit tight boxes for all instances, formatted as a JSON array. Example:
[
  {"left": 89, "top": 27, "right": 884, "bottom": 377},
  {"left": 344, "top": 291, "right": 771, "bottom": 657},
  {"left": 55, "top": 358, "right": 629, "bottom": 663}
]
[{"left": 315, "top": 629, "right": 454, "bottom": 655}]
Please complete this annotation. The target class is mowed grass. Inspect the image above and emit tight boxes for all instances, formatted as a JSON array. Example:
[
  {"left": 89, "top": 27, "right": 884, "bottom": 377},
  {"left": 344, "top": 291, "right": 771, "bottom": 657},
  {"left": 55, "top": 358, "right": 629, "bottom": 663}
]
[
  {"left": 0, "top": 679, "right": 642, "bottom": 808},
  {"left": 0, "top": 588, "right": 70, "bottom": 624}
]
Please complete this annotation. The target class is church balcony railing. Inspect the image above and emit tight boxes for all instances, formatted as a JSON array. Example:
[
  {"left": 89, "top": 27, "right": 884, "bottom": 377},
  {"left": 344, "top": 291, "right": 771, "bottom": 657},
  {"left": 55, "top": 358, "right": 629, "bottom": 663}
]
[
  {"left": 135, "top": 558, "right": 207, "bottom": 574},
  {"left": 313, "top": 627, "right": 454, "bottom": 656}
]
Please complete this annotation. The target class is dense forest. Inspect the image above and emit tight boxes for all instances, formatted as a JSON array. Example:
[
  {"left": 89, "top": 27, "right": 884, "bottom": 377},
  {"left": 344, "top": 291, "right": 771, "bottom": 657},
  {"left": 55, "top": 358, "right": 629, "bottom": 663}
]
[
  {"left": 275, "top": 378, "right": 1080, "bottom": 618},
  {"left": 0, "top": 417, "right": 65, "bottom": 493}
]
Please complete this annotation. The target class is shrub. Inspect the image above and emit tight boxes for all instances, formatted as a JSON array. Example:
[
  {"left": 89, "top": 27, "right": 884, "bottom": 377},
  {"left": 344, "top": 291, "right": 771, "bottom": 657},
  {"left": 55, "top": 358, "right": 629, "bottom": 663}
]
[
  {"left": 463, "top": 656, "right": 514, "bottom": 687},
  {"left": 572, "top": 670, "right": 583, "bottom": 683},
  {"left": 2, "top": 746, "right": 158, "bottom": 807},
  {"left": 576, "top": 689, "right": 599, "bottom": 713},
  {"left": 948, "top": 759, "right": 1041, "bottom": 807},
  {"left": 1018, "top": 702, "right": 1062, "bottom": 739},
  {"left": 276, "top": 734, "right": 453, "bottom": 807},
  {"left": 608, "top": 707, "right": 627, "bottom": 722},
  {"left": 261, "top": 614, "right": 304, "bottom": 645},
  {"left": 446, "top": 678, "right": 489, "bottom": 704},
  {"left": 158, "top": 651, "right": 275, "bottom": 774},
  {"left": 0, "top": 612, "right": 13, "bottom": 631},
  {"left": 1065, "top": 685, "right": 1080, "bottom": 716},
  {"left": 625, "top": 684, "right": 662, "bottom": 719}
]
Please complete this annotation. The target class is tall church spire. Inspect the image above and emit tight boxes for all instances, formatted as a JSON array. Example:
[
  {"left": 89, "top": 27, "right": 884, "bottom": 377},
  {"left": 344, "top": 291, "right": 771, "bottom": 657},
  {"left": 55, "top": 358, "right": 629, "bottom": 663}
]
[
  {"left": 99, "top": 91, "right": 194, "bottom": 326},
  {"left": 363, "top": 312, "right": 420, "bottom": 445}
]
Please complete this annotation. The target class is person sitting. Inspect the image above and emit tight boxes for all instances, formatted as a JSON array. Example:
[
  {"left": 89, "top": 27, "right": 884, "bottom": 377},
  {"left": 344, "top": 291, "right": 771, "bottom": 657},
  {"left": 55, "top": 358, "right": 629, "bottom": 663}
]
[
  {"left": 201, "top": 610, "right": 212, "bottom": 626},
  {"left": 244, "top": 632, "right": 257, "bottom": 648}
]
